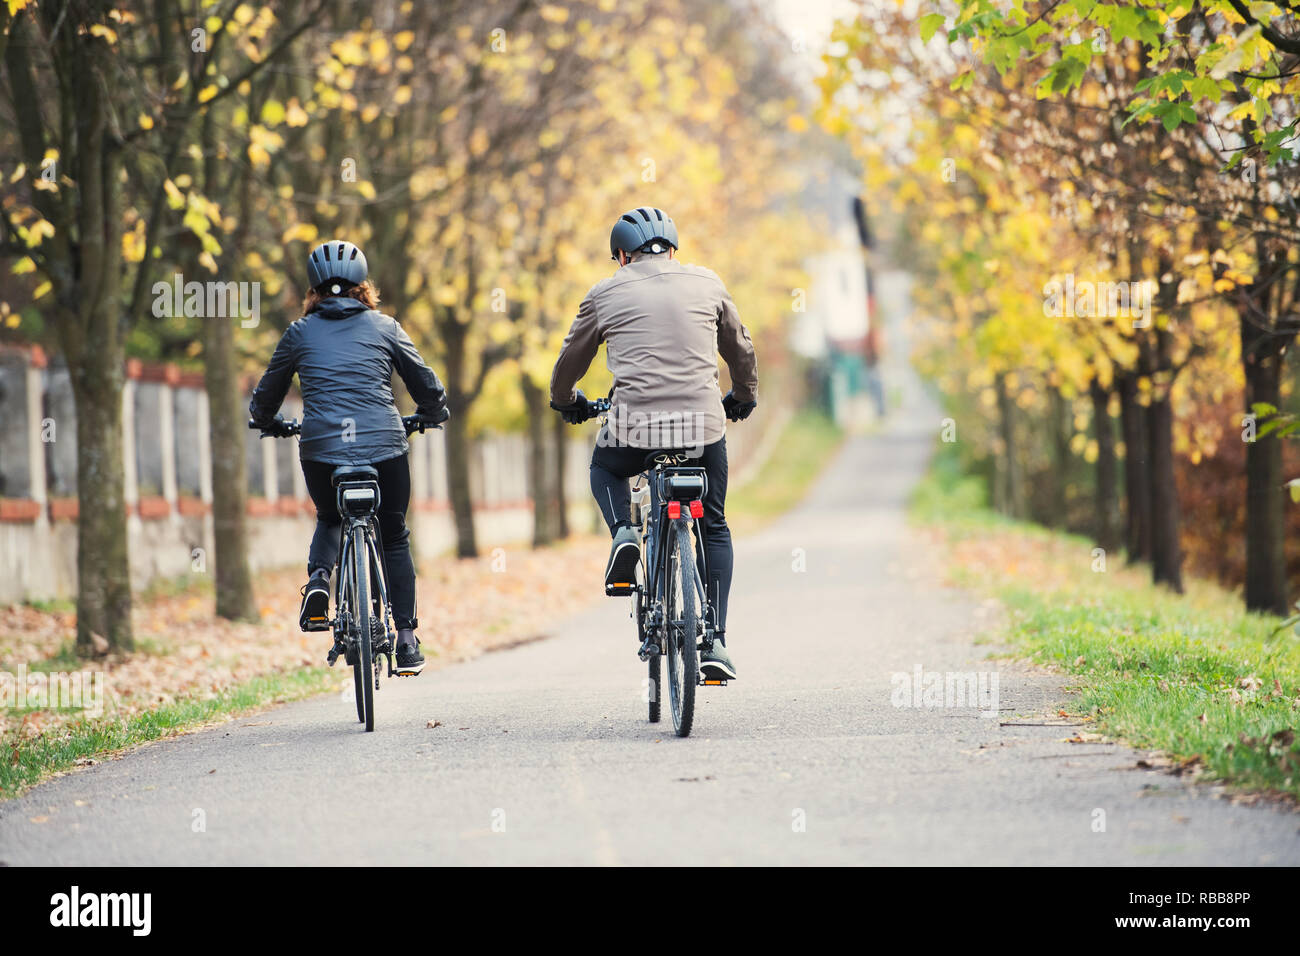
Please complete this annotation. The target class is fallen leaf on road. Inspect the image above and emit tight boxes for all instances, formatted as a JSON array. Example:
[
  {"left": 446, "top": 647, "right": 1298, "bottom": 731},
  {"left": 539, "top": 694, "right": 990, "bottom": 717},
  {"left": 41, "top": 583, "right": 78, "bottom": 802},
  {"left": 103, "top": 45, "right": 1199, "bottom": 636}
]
[
  {"left": 426, "top": 720, "right": 442, "bottom": 728},
  {"left": 29, "top": 816, "right": 47, "bottom": 823}
]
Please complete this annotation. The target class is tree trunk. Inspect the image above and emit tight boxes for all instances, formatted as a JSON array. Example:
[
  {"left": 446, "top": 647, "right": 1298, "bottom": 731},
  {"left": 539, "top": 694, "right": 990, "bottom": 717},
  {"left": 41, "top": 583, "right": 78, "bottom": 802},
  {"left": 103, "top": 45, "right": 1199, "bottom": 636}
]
[
  {"left": 553, "top": 410, "right": 570, "bottom": 539},
  {"left": 1242, "top": 322, "right": 1289, "bottom": 614},
  {"left": 443, "top": 410, "right": 478, "bottom": 558},
  {"left": 521, "top": 376, "right": 555, "bottom": 546},
  {"left": 1146, "top": 385, "right": 1183, "bottom": 592},
  {"left": 1118, "top": 373, "right": 1152, "bottom": 563},
  {"left": 67, "top": 328, "right": 133, "bottom": 653},
  {"left": 202, "top": 117, "right": 257, "bottom": 620},
  {"left": 203, "top": 314, "right": 257, "bottom": 619},
  {"left": 1048, "top": 385, "right": 1071, "bottom": 527},
  {"left": 994, "top": 373, "right": 1022, "bottom": 518},
  {"left": 1089, "top": 378, "right": 1121, "bottom": 556}
]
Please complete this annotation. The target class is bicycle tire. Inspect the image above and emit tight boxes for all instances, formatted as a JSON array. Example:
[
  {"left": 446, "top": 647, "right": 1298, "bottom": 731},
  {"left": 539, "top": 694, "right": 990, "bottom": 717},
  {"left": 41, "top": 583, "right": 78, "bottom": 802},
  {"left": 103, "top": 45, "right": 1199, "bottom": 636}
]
[
  {"left": 336, "top": 539, "right": 364, "bottom": 724},
  {"left": 665, "top": 519, "right": 697, "bottom": 737},
  {"left": 353, "top": 524, "right": 375, "bottom": 732}
]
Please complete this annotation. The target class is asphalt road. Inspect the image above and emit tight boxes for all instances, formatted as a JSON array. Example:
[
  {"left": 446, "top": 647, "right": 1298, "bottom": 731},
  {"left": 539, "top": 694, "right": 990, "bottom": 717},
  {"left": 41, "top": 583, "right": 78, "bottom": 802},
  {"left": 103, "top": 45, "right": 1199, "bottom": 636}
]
[{"left": 3, "top": 411, "right": 1298, "bottom": 865}]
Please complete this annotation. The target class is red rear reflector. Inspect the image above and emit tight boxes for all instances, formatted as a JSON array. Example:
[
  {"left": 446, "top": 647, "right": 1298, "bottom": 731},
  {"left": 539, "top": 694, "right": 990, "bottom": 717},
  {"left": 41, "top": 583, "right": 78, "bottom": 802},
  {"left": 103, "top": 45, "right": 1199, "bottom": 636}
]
[
  {"left": 689, "top": 500, "right": 703, "bottom": 518},
  {"left": 667, "top": 501, "right": 681, "bottom": 519}
]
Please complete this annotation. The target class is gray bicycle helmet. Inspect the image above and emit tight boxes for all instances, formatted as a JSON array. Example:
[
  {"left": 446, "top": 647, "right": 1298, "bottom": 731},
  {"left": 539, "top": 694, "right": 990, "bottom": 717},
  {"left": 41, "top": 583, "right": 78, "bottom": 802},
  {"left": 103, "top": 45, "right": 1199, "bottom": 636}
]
[
  {"left": 307, "top": 239, "right": 368, "bottom": 292},
  {"left": 609, "top": 207, "right": 679, "bottom": 259}
]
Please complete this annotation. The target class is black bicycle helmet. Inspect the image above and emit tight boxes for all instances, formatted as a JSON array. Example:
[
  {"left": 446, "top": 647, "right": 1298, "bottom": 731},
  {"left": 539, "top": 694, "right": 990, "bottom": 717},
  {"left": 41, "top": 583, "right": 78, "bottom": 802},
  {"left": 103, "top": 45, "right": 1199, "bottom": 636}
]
[
  {"left": 609, "top": 207, "right": 679, "bottom": 259},
  {"left": 307, "top": 239, "right": 368, "bottom": 292}
]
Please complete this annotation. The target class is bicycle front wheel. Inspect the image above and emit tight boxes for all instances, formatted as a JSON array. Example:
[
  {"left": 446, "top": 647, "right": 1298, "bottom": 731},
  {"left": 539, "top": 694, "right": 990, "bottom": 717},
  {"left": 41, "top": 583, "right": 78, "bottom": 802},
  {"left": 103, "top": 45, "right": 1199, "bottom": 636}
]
[
  {"left": 665, "top": 519, "right": 698, "bottom": 737},
  {"left": 352, "top": 524, "right": 375, "bottom": 732}
]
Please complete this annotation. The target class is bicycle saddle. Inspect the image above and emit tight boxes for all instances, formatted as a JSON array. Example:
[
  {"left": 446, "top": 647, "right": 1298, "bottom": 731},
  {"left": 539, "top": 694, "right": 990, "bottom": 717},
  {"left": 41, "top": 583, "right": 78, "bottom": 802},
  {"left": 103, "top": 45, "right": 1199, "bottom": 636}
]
[
  {"left": 331, "top": 464, "right": 379, "bottom": 486},
  {"left": 644, "top": 451, "right": 695, "bottom": 469}
]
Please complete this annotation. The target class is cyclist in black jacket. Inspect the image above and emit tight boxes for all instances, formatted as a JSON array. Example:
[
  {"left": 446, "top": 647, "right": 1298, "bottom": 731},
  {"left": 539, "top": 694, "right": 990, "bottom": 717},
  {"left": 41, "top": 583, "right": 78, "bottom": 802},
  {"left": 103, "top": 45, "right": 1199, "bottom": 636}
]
[{"left": 249, "top": 239, "right": 449, "bottom": 673}]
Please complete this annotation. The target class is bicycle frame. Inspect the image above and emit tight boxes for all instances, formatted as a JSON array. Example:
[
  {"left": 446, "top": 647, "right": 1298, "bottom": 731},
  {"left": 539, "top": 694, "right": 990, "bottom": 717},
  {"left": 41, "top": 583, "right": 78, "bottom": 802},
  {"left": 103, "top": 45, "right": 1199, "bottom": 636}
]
[{"left": 333, "top": 481, "right": 396, "bottom": 672}]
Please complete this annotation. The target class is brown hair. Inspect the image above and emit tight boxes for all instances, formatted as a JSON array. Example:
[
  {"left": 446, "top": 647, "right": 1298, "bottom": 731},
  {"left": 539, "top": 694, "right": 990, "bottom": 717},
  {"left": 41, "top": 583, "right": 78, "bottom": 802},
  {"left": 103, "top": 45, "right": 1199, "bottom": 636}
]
[{"left": 302, "top": 278, "right": 381, "bottom": 315}]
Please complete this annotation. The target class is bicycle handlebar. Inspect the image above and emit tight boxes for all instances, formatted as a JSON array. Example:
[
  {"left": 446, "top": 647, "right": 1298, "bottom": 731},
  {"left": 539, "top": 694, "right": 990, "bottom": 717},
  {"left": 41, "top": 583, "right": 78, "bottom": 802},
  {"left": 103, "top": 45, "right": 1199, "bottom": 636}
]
[
  {"left": 248, "top": 417, "right": 300, "bottom": 438},
  {"left": 248, "top": 417, "right": 441, "bottom": 438},
  {"left": 401, "top": 415, "right": 444, "bottom": 436}
]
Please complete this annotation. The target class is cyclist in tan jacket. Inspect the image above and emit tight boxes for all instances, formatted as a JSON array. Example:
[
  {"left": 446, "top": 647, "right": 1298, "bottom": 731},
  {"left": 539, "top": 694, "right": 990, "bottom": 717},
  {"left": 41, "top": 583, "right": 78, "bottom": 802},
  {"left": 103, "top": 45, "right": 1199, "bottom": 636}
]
[{"left": 550, "top": 206, "right": 757, "bottom": 679}]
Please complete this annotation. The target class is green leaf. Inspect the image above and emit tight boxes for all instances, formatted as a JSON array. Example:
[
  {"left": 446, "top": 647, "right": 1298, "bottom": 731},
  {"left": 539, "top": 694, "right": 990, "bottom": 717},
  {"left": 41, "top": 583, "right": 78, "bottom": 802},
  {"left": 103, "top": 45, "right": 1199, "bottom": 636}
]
[
  {"left": 920, "top": 13, "right": 946, "bottom": 43},
  {"left": 1288, "top": 478, "right": 1300, "bottom": 504}
]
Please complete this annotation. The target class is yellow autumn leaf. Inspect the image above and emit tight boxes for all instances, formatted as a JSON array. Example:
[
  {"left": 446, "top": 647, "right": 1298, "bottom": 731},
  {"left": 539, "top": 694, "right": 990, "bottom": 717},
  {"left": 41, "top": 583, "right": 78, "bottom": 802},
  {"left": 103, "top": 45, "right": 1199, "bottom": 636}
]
[
  {"left": 11, "top": 256, "right": 35, "bottom": 275},
  {"left": 26, "top": 219, "right": 54, "bottom": 246},
  {"left": 164, "top": 179, "right": 185, "bottom": 210},
  {"left": 393, "top": 30, "right": 414, "bottom": 51},
  {"left": 282, "top": 223, "right": 318, "bottom": 244},
  {"left": 122, "top": 222, "right": 146, "bottom": 263},
  {"left": 138, "top": 113, "right": 154, "bottom": 131},
  {"left": 260, "top": 100, "right": 286, "bottom": 126},
  {"left": 356, "top": 180, "right": 377, "bottom": 200},
  {"left": 33, "top": 280, "right": 51, "bottom": 300},
  {"left": 198, "top": 85, "right": 219, "bottom": 103}
]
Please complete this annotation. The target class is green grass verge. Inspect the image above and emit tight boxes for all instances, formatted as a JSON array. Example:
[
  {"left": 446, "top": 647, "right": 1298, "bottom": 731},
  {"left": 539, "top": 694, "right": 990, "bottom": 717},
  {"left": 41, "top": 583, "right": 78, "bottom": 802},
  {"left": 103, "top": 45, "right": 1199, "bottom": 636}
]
[
  {"left": 1, "top": 666, "right": 339, "bottom": 801},
  {"left": 913, "top": 440, "right": 1300, "bottom": 801},
  {"left": 727, "top": 410, "right": 845, "bottom": 533}
]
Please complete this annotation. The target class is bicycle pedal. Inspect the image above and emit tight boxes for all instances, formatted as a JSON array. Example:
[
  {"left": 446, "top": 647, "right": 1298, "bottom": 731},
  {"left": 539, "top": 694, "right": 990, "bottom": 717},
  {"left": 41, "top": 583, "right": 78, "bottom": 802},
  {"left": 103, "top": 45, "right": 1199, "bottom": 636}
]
[
  {"left": 699, "top": 678, "right": 728, "bottom": 687},
  {"left": 303, "top": 617, "right": 331, "bottom": 632},
  {"left": 605, "top": 582, "right": 636, "bottom": 596}
]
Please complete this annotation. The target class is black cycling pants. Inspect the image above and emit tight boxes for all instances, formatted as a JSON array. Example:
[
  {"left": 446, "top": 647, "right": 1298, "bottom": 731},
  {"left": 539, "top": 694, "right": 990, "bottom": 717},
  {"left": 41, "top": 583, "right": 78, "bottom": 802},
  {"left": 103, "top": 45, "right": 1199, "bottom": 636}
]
[
  {"left": 590, "top": 437, "right": 733, "bottom": 632},
  {"left": 301, "top": 455, "right": 417, "bottom": 631}
]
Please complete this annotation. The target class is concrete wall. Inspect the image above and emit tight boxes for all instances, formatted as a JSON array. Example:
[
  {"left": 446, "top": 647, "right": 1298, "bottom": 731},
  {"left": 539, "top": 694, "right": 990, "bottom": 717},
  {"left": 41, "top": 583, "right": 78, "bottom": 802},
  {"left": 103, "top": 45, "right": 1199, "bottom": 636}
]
[{"left": 0, "top": 348, "right": 601, "bottom": 603}]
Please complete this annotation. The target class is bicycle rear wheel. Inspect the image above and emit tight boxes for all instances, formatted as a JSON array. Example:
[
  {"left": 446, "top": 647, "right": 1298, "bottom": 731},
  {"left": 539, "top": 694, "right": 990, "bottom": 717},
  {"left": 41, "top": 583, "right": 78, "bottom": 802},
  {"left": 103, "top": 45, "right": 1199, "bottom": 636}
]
[
  {"left": 665, "top": 519, "right": 698, "bottom": 737},
  {"left": 352, "top": 524, "right": 375, "bottom": 732},
  {"left": 338, "top": 554, "right": 365, "bottom": 724}
]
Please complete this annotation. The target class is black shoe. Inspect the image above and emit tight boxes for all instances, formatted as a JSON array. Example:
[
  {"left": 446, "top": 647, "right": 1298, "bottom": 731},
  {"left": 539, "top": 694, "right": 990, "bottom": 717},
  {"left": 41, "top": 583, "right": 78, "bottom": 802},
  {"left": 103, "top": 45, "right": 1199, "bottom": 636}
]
[
  {"left": 700, "top": 635, "right": 737, "bottom": 681},
  {"left": 394, "top": 629, "right": 425, "bottom": 676},
  {"left": 299, "top": 570, "right": 331, "bottom": 631},
  {"left": 605, "top": 526, "right": 640, "bottom": 595}
]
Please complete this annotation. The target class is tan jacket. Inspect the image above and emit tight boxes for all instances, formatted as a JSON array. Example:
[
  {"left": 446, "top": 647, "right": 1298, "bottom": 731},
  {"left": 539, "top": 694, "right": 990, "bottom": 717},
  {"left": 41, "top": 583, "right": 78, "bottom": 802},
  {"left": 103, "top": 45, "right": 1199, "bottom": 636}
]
[{"left": 550, "top": 256, "right": 758, "bottom": 449}]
